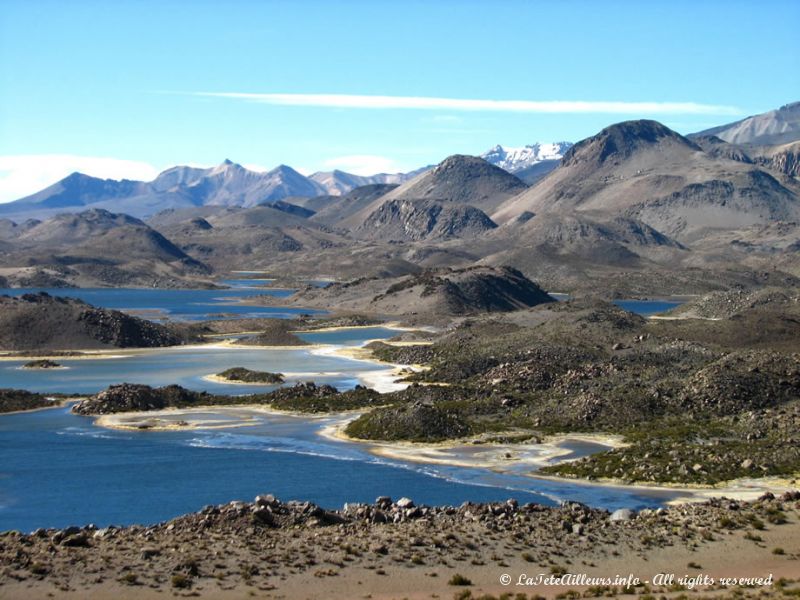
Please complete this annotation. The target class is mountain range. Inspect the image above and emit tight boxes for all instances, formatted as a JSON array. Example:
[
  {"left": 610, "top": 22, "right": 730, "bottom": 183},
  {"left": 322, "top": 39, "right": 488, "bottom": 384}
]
[
  {"left": 491, "top": 120, "right": 800, "bottom": 242},
  {"left": 0, "top": 143, "right": 569, "bottom": 222},
  {"left": 0, "top": 101, "right": 798, "bottom": 293}
]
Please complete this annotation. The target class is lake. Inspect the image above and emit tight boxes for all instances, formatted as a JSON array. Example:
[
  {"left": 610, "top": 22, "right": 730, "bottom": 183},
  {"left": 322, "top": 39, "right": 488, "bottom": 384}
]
[
  {"left": 0, "top": 284, "right": 318, "bottom": 321},
  {"left": 549, "top": 293, "right": 684, "bottom": 316},
  {"left": 0, "top": 285, "right": 687, "bottom": 531},
  {"left": 0, "top": 405, "right": 676, "bottom": 532}
]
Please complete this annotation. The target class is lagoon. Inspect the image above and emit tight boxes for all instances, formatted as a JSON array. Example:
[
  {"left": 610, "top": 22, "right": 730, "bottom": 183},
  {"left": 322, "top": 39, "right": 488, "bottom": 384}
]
[
  {"left": 0, "top": 285, "right": 315, "bottom": 321},
  {"left": 0, "top": 405, "right": 677, "bottom": 532},
  {"left": 0, "top": 285, "right": 690, "bottom": 532}
]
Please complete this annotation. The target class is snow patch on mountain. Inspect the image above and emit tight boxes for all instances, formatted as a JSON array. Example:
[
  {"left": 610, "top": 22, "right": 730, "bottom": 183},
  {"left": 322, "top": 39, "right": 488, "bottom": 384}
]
[{"left": 481, "top": 142, "right": 573, "bottom": 173}]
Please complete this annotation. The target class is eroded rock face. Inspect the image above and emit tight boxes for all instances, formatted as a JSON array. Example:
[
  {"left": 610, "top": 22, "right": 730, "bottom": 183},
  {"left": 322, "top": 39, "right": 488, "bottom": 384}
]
[
  {"left": 0, "top": 292, "right": 184, "bottom": 351},
  {"left": 755, "top": 145, "right": 800, "bottom": 178},
  {"left": 76, "top": 308, "right": 183, "bottom": 347},
  {"left": 358, "top": 198, "right": 498, "bottom": 242}
]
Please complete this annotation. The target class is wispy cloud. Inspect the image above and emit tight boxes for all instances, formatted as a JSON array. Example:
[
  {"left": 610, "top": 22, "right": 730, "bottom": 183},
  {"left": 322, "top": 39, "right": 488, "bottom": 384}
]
[
  {"left": 0, "top": 155, "right": 160, "bottom": 203},
  {"left": 186, "top": 92, "right": 742, "bottom": 116}
]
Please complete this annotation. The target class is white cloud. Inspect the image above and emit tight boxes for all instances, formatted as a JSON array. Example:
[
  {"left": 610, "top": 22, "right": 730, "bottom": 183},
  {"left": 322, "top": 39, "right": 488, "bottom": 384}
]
[
  {"left": 0, "top": 155, "right": 160, "bottom": 203},
  {"left": 189, "top": 92, "right": 742, "bottom": 116},
  {"left": 321, "top": 155, "right": 408, "bottom": 176}
]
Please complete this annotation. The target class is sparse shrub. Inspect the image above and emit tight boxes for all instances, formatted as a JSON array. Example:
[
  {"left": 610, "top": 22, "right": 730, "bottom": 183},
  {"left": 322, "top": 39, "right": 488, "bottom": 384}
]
[
  {"left": 449, "top": 573, "right": 473, "bottom": 586},
  {"left": 171, "top": 573, "right": 191, "bottom": 588},
  {"left": 766, "top": 509, "right": 787, "bottom": 524}
]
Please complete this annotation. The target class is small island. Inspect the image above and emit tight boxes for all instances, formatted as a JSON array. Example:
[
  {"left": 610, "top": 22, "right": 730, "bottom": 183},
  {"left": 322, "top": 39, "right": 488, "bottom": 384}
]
[
  {"left": 215, "top": 367, "right": 284, "bottom": 384},
  {"left": 22, "top": 359, "right": 63, "bottom": 369}
]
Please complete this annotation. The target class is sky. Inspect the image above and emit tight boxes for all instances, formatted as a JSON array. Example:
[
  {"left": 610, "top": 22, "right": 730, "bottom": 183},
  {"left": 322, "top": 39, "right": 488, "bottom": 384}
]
[{"left": 0, "top": 0, "right": 798, "bottom": 202}]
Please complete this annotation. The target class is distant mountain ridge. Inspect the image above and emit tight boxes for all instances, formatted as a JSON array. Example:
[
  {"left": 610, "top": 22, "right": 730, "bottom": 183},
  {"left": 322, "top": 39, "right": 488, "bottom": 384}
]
[
  {"left": 308, "top": 167, "right": 429, "bottom": 196},
  {"left": 0, "top": 160, "right": 428, "bottom": 221},
  {"left": 692, "top": 101, "right": 800, "bottom": 146}
]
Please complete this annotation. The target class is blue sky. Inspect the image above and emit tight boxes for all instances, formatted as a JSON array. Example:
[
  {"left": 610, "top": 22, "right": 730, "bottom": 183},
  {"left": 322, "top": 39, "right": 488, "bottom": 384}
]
[{"left": 0, "top": 0, "right": 798, "bottom": 201}]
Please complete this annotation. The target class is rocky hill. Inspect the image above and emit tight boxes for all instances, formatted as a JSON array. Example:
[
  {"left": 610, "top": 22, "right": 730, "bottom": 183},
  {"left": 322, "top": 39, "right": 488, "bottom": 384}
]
[
  {"left": 491, "top": 120, "right": 800, "bottom": 243},
  {"left": 306, "top": 184, "right": 400, "bottom": 227},
  {"left": 356, "top": 198, "right": 497, "bottom": 241},
  {"left": 0, "top": 209, "right": 212, "bottom": 288},
  {"left": 276, "top": 266, "right": 554, "bottom": 320},
  {"left": 339, "top": 155, "right": 527, "bottom": 230},
  {"left": 71, "top": 383, "right": 216, "bottom": 415},
  {"left": 151, "top": 205, "right": 351, "bottom": 273},
  {"left": 349, "top": 292, "right": 800, "bottom": 484},
  {"left": 0, "top": 293, "right": 186, "bottom": 351}
]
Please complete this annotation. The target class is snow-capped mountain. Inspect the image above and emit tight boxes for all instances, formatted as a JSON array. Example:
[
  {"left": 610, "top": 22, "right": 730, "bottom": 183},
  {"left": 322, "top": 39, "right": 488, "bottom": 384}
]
[{"left": 481, "top": 142, "right": 573, "bottom": 173}]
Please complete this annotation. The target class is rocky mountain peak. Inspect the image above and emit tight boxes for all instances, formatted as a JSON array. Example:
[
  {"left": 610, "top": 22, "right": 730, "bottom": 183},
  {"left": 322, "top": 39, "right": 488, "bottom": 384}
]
[
  {"left": 562, "top": 120, "right": 700, "bottom": 167},
  {"left": 433, "top": 154, "right": 489, "bottom": 174}
]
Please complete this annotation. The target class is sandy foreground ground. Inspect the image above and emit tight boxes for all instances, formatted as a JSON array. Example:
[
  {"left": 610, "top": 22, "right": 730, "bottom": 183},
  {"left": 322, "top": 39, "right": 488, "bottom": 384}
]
[{"left": 1, "top": 492, "right": 799, "bottom": 600}]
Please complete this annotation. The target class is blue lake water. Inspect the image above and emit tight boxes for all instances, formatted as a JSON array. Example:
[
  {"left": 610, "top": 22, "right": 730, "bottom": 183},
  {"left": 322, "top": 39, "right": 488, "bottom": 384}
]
[
  {"left": 613, "top": 299, "right": 683, "bottom": 316},
  {"left": 0, "top": 286, "right": 689, "bottom": 531},
  {"left": 0, "top": 406, "right": 677, "bottom": 532},
  {"left": 0, "top": 326, "right": 405, "bottom": 395},
  {"left": 0, "top": 286, "right": 319, "bottom": 321},
  {"left": 549, "top": 294, "right": 683, "bottom": 316},
  {"left": 297, "top": 327, "right": 401, "bottom": 346},
  {"left": 0, "top": 345, "right": 385, "bottom": 395}
]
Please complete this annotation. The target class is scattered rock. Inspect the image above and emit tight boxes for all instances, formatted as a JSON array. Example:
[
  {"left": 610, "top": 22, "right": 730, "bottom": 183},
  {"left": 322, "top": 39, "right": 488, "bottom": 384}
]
[{"left": 610, "top": 508, "right": 636, "bottom": 522}]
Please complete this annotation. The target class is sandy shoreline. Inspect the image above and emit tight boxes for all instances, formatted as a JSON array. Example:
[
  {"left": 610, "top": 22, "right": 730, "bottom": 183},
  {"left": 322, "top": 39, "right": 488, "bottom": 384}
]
[
  {"left": 318, "top": 420, "right": 799, "bottom": 503},
  {"left": 0, "top": 351, "right": 130, "bottom": 361},
  {"left": 313, "top": 344, "right": 424, "bottom": 392},
  {"left": 94, "top": 405, "right": 285, "bottom": 431},
  {"left": 0, "top": 398, "right": 73, "bottom": 416},
  {"left": 49, "top": 397, "right": 800, "bottom": 505}
]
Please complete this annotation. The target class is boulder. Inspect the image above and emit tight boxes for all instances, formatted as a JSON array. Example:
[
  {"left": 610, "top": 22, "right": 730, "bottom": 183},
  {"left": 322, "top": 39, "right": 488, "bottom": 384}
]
[
  {"left": 396, "top": 497, "right": 415, "bottom": 509},
  {"left": 610, "top": 508, "right": 636, "bottom": 522}
]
